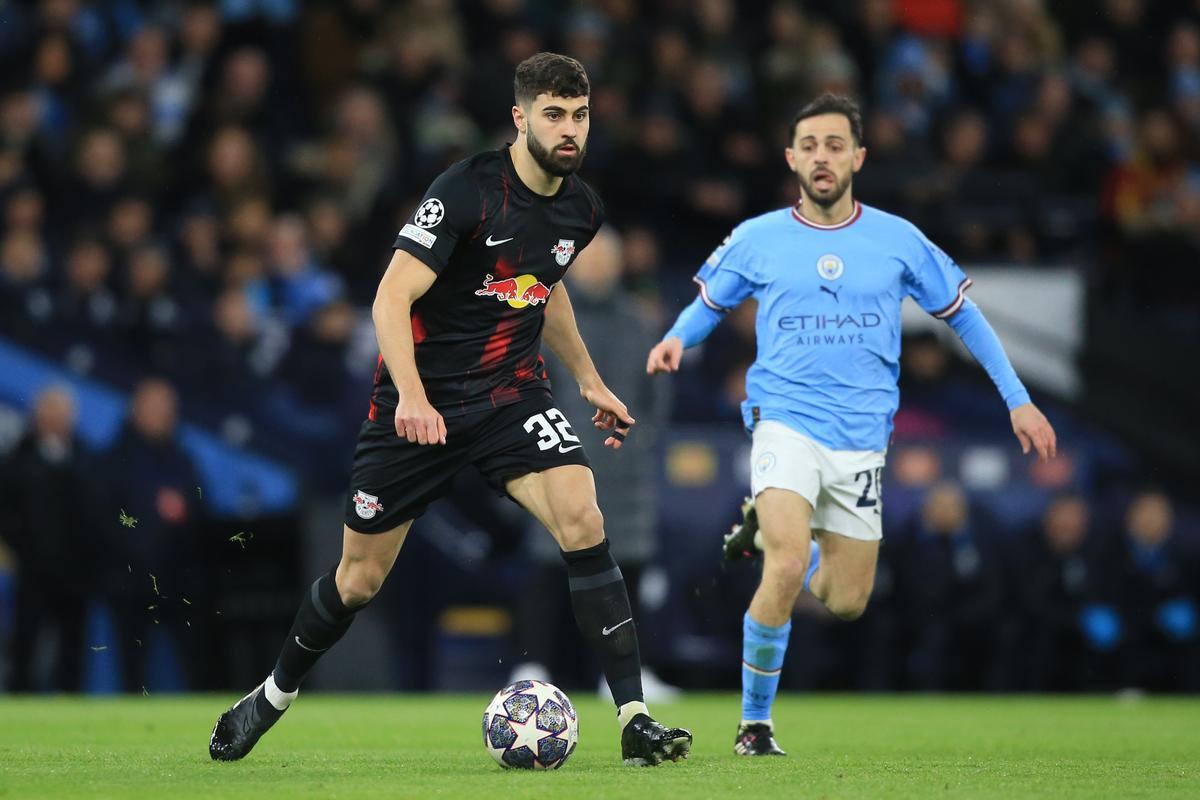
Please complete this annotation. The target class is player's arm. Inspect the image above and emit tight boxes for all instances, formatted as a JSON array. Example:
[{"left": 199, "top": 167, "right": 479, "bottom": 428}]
[
  {"left": 372, "top": 250, "right": 445, "bottom": 445},
  {"left": 646, "top": 294, "right": 724, "bottom": 374},
  {"left": 647, "top": 236, "right": 758, "bottom": 374},
  {"left": 943, "top": 298, "right": 1056, "bottom": 461},
  {"left": 543, "top": 281, "right": 634, "bottom": 449},
  {"left": 907, "top": 229, "right": 1056, "bottom": 461}
]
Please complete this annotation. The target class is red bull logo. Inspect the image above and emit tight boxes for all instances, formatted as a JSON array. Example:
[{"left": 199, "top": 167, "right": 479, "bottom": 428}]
[{"left": 475, "top": 274, "right": 554, "bottom": 309}]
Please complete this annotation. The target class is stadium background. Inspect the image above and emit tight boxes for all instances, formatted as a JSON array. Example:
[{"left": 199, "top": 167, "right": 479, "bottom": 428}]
[{"left": 0, "top": 0, "right": 1197, "bottom": 700}]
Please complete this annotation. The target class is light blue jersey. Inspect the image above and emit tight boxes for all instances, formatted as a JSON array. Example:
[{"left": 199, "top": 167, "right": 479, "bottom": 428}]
[{"left": 667, "top": 201, "right": 1015, "bottom": 452}]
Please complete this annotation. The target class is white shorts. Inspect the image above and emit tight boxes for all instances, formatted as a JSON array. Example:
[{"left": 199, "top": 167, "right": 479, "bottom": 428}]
[{"left": 749, "top": 420, "right": 885, "bottom": 541}]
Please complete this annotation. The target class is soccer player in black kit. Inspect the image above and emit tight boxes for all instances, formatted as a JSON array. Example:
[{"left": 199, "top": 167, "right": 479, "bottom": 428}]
[{"left": 209, "top": 53, "right": 692, "bottom": 767}]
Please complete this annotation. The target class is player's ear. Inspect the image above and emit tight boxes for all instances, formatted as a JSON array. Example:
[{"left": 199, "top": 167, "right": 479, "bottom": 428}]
[
  {"left": 784, "top": 146, "right": 797, "bottom": 172},
  {"left": 852, "top": 145, "right": 867, "bottom": 173},
  {"left": 512, "top": 104, "right": 526, "bottom": 135}
]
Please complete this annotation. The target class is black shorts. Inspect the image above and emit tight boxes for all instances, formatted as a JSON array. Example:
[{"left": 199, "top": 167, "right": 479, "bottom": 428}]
[{"left": 344, "top": 393, "right": 591, "bottom": 533}]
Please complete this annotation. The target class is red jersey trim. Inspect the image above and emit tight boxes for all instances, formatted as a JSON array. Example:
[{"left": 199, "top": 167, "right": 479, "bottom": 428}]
[
  {"left": 791, "top": 200, "right": 862, "bottom": 230},
  {"left": 933, "top": 278, "right": 974, "bottom": 319}
]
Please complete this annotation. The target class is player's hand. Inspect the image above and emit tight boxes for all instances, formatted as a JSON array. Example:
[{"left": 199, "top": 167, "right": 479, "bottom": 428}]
[
  {"left": 646, "top": 337, "right": 683, "bottom": 375},
  {"left": 1011, "top": 402, "right": 1056, "bottom": 462},
  {"left": 395, "top": 392, "right": 446, "bottom": 445},
  {"left": 580, "top": 380, "right": 635, "bottom": 450}
]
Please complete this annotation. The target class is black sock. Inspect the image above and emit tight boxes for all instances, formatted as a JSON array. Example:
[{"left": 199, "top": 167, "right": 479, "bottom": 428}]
[
  {"left": 272, "top": 567, "right": 359, "bottom": 692},
  {"left": 562, "top": 539, "right": 644, "bottom": 707}
]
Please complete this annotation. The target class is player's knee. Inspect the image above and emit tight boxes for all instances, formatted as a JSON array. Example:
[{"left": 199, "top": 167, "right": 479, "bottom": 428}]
[
  {"left": 337, "top": 561, "right": 388, "bottom": 608},
  {"left": 555, "top": 501, "right": 604, "bottom": 551},
  {"left": 763, "top": 547, "right": 811, "bottom": 590},
  {"left": 827, "top": 590, "right": 870, "bottom": 621}
]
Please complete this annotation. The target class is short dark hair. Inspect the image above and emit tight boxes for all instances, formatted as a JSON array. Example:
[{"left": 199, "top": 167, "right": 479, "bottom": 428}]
[
  {"left": 514, "top": 52, "right": 590, "bottom": 107},
  {"left": 789, "top": 93, "right": 864, "bottom": 144}
]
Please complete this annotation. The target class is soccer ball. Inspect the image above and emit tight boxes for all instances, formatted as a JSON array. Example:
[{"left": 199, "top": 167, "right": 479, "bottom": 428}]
[{"left": 482, "top": 679, "right": 579, "bottom": 769}]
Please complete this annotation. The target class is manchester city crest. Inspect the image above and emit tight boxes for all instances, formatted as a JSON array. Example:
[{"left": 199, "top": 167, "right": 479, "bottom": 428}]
[{"left": 816, "top": 253, "right": 844, "bottom": 280}]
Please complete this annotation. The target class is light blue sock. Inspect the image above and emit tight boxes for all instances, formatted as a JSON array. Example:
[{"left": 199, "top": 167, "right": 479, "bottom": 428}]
[
  {"left": 741, "top": 611, "right": 790, "bottom": 722},
  {"left": 804, "top": 539, "right": 820, "bottom": 593}
]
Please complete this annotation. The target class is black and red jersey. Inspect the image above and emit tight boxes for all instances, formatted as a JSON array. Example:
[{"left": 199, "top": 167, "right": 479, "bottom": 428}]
[{"left": 367, "top": 146, "right": 605, "bottom": 421}]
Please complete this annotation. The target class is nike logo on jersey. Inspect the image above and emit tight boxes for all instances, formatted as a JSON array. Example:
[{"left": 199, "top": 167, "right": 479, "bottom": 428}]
[
  {"left": 602, "top": 618, "right": 633, "bottom": 636},
  {"left": 820, "top": 285, "right": 842, "bottom": 302},
  {"left": 485, "top": 235, "right": 514, "bottom": 247},
  {"left": 557, "top": 444, "right": 583, "bottom": 454},
  {"left": 294, "top": 636, "right": 329, "bottom": 653}
]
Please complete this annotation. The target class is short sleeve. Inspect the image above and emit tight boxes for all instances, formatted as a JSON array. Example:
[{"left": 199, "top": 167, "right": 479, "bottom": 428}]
[
  {"left": 903, "top": 226, "right": 973, "bottom": 319},
  {"left": 692, "top": 225, "right": 760, "bottom": 312},
  {"left": 393, "top": 164, "right": 480, "bottom": 274}
]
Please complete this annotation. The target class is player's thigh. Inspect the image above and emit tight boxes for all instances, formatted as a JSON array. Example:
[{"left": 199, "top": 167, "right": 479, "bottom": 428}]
[
  {"left": 754, "top": 487, "right": 815, "bottom": 555},
  {"left": 812, "top": 528, "right": 879, "bottom": 591},
  {"left": 506, "top": 465, "right": 603, "bottom": 550},
  {"left": 471, "top": 396, "right": 599, "bottom": 548}
]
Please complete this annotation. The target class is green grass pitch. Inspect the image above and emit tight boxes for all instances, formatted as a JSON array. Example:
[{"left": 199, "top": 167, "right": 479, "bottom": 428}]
[{"left": 1, "top": 693, "right": 1197, "bottom": 798}]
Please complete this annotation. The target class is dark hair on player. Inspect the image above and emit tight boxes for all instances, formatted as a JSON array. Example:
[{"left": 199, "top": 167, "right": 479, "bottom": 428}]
[
  {"left": 789, "top": 93, "right": 864, "bottom": 144},
  {"left": 514, "top": 52, "right": 590, "bottom": 107}
]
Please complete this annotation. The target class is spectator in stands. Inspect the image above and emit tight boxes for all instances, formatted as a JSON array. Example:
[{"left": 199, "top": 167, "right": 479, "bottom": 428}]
[
  {"left": 118, "top": 242, "right": 185, "bottom": 375},
  {"left": 60, "top": 127, "right": 128, "bottom": 229},
  {"left": 895, "top": 481, "right": 1008, "bottom": 690},
  {"left": 0, "top": 386, "right": 99, "bottom": 692},
  {"left": 1104, "top": 108, "right": 1199, "bottom": 306},
  {"left": 1013, "top": 492, "right": 1110, "bottom": 690},
  {"left": 188, "top": 286, "right": 285, "bottom": 403},
  {"left": 248, "top": 214, "right": 343, "bottom": 327},
  {"left": 268, "top": 299, "right": 369, "bottom": 487},
  {"left": 97, "top": 378, "right": 207, "bottom": 692},
  {"left": 102, "top": 26, "right": 192, "bottom": 147},
  {"left": 53, "top": 235, "right": 119, "bottom": 363},
  {"left": 105, "top": 89, "right": 169, "bottom": 198},
  {"left": 1107, "top": 489, "right": 1200, "bottom": 691},
  {"left": 0, "top": 228, "right": 53, "bottom": 345},
  {"left": 107, "top": 194, "right": 155, "bottom": 268},
  {"left": 174, "top": 201, "right": 222, "bottom": 303}
]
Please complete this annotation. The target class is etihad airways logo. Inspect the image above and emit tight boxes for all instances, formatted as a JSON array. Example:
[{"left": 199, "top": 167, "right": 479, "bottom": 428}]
[
  {"left": 778, "top": 312, "right": 882, "bottom": 346},
  {"left": 778, "top": 313, "right": 882, "bottom": 331}
]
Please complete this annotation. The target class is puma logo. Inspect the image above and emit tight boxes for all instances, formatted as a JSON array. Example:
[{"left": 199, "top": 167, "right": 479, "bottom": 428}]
[{"left": 820, "top": 285, "right": 842, "bottom": 302}]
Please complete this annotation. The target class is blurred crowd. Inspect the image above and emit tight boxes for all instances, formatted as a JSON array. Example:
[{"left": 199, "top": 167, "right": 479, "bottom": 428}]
[
  {"left": 775, "top": 482, "right": 1199, "bottom": 693},
  {"left": 1, "top": 0, "right": 1198, "bottom": 693},
  {"left": 2, "top": 0, "right": 1199, "bottom": 458}
]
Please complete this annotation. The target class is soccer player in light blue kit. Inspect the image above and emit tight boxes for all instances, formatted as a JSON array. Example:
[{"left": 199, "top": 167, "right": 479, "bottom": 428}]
[{"left": 647, "top": 94, "right": 1058, "bottom": 756}]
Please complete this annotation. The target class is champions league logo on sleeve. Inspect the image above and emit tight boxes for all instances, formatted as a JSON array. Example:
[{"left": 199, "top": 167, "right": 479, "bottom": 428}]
[
  {"left": 817, "top": 253, "right": 844, "bottom": 280},
  {"left": 414, "top": 198, "right": 445, "bottom": 229}
]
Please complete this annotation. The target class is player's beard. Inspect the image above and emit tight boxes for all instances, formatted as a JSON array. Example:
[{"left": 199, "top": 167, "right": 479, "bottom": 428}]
[
  {"left": 797, "top": 168, "right": 851, "bottom": 209},
  {"left": 526, "top": 129, "right": 586, "bottom": 177}
]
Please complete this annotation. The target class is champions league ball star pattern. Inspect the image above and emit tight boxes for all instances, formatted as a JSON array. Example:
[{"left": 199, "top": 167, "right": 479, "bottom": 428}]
[{"left": 482, "top": 680, "right": 579, "bottom": 769}]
